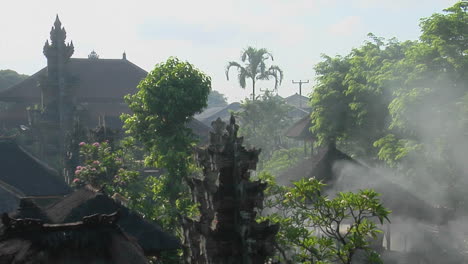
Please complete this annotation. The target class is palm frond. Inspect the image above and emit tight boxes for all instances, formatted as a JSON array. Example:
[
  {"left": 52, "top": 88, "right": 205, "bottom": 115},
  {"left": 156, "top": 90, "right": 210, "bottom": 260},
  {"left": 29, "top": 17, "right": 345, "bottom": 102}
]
[
  {"left": 266, "top": 65, "right": 284, "bottom": 91},
  {"left": 256, "top": 71, "right": 270, "bottom": 81},
  {"left": 259, "top": 61, "right": 266, "bottom": 77},
  {"left": 258, "top": 48, "right": 274, "bottom": 61},
  {"left": 238, "top": 67, "right": 248, "bottom": 89},
  {"left": 241, "top": 46, "right": 256, "bottom": 62},
  {"left": 225, "top": 61, "right": 243, "bottom": 80}
]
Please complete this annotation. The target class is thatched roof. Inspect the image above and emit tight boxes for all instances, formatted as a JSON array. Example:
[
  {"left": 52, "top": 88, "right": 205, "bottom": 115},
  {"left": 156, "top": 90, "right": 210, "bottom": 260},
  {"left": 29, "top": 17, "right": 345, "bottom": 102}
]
[
  {"left": 331, "top": 162, "right": 452, "bottom": 225},
  {"left": 45, "top": 186, "right": 180, "bottom": 255},
  {"left": 0, "top": 211, "right": 149, "bottom": 264},
  {"left": 0, "top": 140, "right": 71, "bottom": 196},
  {"left": 278, "top": 145, "right": 354, "bottom": 185},
  {"left": 284, "top": 115, "right": 315, "bottom": 141},
  {"left": 279, "top": 146, "right": 451, "bottom": 225}
]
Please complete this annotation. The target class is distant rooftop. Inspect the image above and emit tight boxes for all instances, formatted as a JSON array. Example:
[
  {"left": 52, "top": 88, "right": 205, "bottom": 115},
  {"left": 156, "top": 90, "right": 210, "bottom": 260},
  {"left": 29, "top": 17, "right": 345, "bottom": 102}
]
[
  {"left": 0, "top": 57, "right": 147, "bottom": 102},
  {"left": 284, "top": 93, "right": 310, "bottom": 110}
]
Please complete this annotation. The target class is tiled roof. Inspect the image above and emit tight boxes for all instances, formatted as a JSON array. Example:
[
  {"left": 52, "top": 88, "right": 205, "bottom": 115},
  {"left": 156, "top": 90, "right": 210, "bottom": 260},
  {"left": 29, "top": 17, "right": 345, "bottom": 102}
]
[
  {"left": 0, "top": 211, "right": 149, "bottom": 264},
  {"left": 0, "top": 58, "right": 147, "bottom": 102},
  {"left": 196, "top": 102, "right": 242, "bottom": 126},
  {"left": 0, "top": 140, "right": 71, "bottom": 196},
  {"left": 284, "top": 93, "right": 310, "bottom": 109},
  {"left": 45, "top": 186, "right": 180, "bottom": 255}
]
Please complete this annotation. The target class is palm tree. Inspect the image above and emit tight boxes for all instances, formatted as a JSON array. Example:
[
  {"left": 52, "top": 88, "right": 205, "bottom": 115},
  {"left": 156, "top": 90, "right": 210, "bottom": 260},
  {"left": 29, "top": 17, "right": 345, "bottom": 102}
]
[{"left": 225, "top": 47, "right": 284, "bottom": 100}]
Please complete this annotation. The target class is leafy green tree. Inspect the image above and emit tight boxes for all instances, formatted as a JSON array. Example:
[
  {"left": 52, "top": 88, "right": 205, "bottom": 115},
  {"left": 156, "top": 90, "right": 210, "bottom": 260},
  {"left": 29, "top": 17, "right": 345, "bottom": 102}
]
[
  {"left": 237, "top": 91, "right": 293, "bottom": 163},
  {"left": 207, "top": 90, "right": 228, "bottom": 108},
  {"left": 261, "top": 147, "right": 306, "bottom": 177},
  {"left": 0, "top": 69, "right": 28, "bottom": 91},
  {"left": 71, "top": 137, "right": 184, "bottom": 263},
  {"left": 375, "top": 2, "right": 467, "bottom": 208},
  {"left": 226, "top": 46, "right": 284, "bottom": 100},
  {"left": 258, "top": 173, "right": 390, "bottom": 264},
  {"left": 121, "top": 57, "right": 210, "bottom": 232},
  {"left": 310, "top": 1, "right": 468, "bottom": 208},
  {"left": 310, "top": 36, "right": 412, "bottom": 161}
]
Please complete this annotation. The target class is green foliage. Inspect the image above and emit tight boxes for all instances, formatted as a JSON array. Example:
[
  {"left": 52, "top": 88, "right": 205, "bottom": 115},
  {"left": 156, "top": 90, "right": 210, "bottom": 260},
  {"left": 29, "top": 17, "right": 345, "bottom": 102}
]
[
  {"left": 122, "top": 57, "right": 210, "bottom": 262},
  {"left": 262, "top": 147, "right": 305, "bottom": 177},
  {"left": 419, "top": 1, "right": 468, "bottom": 71},
  {"left": 72, "top": 138, "right": 189, "bottom": 263},
  {"left": 73, "top": 141, "right": 139, "bottom": 194},
  {"left": 122, "top": 56, "right": 211, "bottom": 181},
  {"left": 0, "top": 69, "right": 28, "bottom": 91},
  {"left": 207, "top": 90, "right": 228, "bottom": 108},
  {"left": 310, "top": 36, "right": 411, "bottom": 160},
  {"left": 258, "top": 173, "right": 390, "bottom": 264},
  {"left": 237, "top": 91, "right": 294, "bottom": 162},
  {"left": 226, "top": 46, "right": 284, "bottom": 100},
  {"left": 372, "top": 135, "right": 420, "bottom": 167},
  {"left": 309, "top": 1, "right": 468, "bottom": 208}
]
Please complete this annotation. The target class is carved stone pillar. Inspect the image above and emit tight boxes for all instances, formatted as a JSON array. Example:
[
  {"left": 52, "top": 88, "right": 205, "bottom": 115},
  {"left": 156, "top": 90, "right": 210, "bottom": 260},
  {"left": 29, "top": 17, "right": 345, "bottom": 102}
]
[{"left": 183, "top": 115, "right": 278, "bottom": 264}]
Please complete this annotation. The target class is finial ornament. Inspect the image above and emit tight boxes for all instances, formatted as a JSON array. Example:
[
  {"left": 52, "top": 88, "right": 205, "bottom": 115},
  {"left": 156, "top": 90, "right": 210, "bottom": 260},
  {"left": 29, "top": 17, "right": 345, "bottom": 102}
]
[
  {"left": 88, "top": 50, "right": 99, "bottom": 59},
  {"left": 43, "top": 15, "right": 74, "bottom": 60},
  {"left": 54, "top": 14, "right": 62, "bottom": 28}
]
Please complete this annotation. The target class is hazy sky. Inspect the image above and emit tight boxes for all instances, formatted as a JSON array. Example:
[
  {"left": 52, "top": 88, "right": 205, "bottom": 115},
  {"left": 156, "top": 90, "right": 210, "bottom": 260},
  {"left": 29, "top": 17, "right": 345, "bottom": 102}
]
[{"left": 0, "top": 0, "right": 458, "bottom": 102}]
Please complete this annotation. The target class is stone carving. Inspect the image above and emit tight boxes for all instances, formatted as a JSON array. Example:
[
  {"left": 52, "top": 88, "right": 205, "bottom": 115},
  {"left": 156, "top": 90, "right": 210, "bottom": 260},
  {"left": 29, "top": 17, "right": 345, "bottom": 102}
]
[
  {"left": 1, "top": 211, "right": 120, "bottom": 235},
  {"left": 183, "top": 115, "right": 278, "bottom": 264}
]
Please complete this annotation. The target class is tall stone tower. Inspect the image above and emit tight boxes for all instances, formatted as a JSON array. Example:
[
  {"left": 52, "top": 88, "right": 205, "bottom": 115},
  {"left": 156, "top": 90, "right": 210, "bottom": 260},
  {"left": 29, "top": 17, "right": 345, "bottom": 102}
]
[
  {"left": 41, "top": 15, "right": 74, "bottom": 120},
  {"left": 34, "top": 16, "right": 75, "bottom": 174},
  {"left": 183, "top": 116, "right": 278, "bottom": 264}
]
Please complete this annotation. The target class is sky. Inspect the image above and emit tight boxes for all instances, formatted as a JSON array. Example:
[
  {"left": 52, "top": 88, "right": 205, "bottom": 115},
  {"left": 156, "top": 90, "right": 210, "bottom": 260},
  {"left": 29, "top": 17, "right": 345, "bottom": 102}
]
[{"left": 0, "top": 0, "right": 459, "bottom": 102}]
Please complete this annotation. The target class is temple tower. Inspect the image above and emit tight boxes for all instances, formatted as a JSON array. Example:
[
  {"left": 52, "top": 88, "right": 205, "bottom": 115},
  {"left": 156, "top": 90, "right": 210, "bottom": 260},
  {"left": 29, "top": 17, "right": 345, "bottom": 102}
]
[
  {"left": 34, "top": 16, "right": 75, "bottom": 173},
  {"left": 41, "top": 15, "right": 74, "bottom": 118}
]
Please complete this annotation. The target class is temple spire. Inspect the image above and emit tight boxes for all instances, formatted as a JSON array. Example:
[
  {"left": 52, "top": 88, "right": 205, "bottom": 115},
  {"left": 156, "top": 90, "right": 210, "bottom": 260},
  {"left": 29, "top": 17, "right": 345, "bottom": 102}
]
[
  {"left": 54, "top": 14, "right": 62, "bottom": 29},
  {"left": 43, "top": 15, "right": 74, "bottom": 60}
]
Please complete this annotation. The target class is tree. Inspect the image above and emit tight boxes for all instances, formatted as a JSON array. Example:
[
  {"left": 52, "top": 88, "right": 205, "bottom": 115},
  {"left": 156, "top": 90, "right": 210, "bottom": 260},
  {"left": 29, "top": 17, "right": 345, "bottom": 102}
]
[
  {"left": 206, "top": 89, "right": 228, "bottom": 108},
  {"left": 237, "top": 91, "right": 293, "bottom": 163},
  {"left": 310, "top": 1, "right": 468, "bottom": 209},
  {"left": 261, "top": 147, "right": 306, "bottom": 178},
  {"left": 375, "top": 1, "right": 468, "bottom": 209},
  {"left": 226, "top": 46, "right": 284, "bottom": 100},
  {"left": 258, "top": 173, "right": 390, "bottom": 264},
  {"left": 0, "top": 69, "right": 28, "bottom": 91},
  {"left": 122, "top": 57, "right": 211, "bottom": 239},
  {"left": 310, "top": 36, "right": 412, "bottom": 161}
]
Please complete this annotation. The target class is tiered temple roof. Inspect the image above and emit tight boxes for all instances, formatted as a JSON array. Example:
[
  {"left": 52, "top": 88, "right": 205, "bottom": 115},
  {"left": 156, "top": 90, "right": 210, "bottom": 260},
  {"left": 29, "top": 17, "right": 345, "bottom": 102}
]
[{"left": 0, "top": 211, "right": 149, "bottom": 264}]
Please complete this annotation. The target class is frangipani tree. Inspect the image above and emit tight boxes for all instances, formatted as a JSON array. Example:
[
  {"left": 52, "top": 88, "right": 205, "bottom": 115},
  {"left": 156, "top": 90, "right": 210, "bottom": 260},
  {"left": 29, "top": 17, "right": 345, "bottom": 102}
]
[{"left": 226, "top": 46, "right": 284, "bottom": 100}]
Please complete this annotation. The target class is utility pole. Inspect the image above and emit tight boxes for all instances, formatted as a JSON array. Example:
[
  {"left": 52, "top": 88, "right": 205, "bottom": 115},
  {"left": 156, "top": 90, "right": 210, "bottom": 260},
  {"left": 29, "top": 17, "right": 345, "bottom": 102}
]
[{"left": 292, "top": 80, "right": 309, "bottom": 108}]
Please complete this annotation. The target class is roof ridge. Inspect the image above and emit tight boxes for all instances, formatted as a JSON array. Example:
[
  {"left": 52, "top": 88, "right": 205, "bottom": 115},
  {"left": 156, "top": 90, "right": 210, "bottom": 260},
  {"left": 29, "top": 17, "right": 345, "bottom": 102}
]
[
  {"left": 0, "top": 67, "right": 46, "bottom": 95},
  {"left": 71, "top": 57, "right": 129, "bottom": 61},
  {"left": 17, "top": 144, "right": 61, "bottom": 179},
  {"left": 122, "top": 59, "right": 148, "bottom": 75},
  {"left": 0, "top": 178, "right": 25, "bottom": 198},
  {"left": 1, "top": 211, "right": 120, "bottom": 234}
]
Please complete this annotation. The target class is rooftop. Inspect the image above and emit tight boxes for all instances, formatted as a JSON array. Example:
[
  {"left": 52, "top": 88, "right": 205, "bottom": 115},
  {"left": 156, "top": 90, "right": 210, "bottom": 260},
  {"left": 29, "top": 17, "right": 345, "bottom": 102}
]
[
  {"left": 0, "top": 211, "right": 149, "bottom": 264},
  {"left": 0, "top": 58, "right": 147, "bottom": 102},
  {"left": 0, "top": 140, "right": 71, "bottom": 197},
  {"left": 45, "top": 185, "right": 180, "bottom": 255}
]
